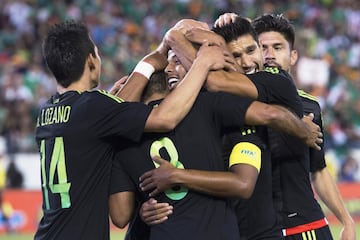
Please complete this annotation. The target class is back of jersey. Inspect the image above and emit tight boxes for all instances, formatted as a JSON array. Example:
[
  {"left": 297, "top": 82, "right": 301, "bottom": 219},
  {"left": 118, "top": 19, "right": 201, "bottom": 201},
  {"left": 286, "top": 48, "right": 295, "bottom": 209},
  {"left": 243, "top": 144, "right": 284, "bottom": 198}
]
[{"left": 34, "top": 90, "right": 151, "bottom": 240}]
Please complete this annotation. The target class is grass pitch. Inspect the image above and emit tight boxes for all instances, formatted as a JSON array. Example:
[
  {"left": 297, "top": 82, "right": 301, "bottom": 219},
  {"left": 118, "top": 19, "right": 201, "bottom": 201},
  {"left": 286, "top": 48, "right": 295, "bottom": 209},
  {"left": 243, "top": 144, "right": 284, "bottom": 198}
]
[{"left": 0, "top": 224, "right": 359, "bottom": 239}]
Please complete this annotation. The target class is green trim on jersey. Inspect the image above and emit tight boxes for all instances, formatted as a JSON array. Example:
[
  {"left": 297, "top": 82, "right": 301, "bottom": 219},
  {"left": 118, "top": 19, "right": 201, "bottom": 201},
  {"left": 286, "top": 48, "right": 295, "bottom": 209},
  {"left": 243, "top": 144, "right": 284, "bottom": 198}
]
[
  {"left": 97, "top": 89, "right": 124, "bottom": 103},
  {"left": 297, "top": 89, "right": 318, "bottom": 102}
]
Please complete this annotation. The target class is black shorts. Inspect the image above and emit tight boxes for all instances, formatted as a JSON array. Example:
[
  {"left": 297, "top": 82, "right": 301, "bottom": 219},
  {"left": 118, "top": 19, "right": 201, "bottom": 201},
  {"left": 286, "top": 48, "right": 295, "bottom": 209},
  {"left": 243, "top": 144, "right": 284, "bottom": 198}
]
[{"left": 285, "top": 225, "right": 333, "bottom": 240}]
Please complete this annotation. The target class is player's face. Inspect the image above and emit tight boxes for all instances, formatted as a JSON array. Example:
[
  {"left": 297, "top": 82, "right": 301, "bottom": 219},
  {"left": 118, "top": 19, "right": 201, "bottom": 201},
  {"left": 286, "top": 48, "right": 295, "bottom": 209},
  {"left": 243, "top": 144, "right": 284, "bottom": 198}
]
[
  {"left": 258, "top": 31, "right": 298, "bottom": 72},
  {"left": 226, "top": 34, "right": 263, "bottom": 74},
  {"left": 164, "top": 50, "right": 187, "bottom": 91}
]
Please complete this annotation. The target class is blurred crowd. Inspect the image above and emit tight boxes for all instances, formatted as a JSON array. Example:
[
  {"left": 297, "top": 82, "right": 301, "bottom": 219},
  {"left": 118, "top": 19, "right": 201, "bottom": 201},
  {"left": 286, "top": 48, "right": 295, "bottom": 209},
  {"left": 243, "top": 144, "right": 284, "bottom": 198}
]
[{"left": 0, "top": 0, "right": 359, "bottom": 182}]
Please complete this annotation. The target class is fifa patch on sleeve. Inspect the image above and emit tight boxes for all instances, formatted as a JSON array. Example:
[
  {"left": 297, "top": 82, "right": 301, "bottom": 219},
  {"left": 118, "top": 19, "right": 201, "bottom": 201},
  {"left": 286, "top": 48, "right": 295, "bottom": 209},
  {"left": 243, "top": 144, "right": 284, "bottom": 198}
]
[{"left": 229, "top": 142, "right": 261, "bottom": 172}]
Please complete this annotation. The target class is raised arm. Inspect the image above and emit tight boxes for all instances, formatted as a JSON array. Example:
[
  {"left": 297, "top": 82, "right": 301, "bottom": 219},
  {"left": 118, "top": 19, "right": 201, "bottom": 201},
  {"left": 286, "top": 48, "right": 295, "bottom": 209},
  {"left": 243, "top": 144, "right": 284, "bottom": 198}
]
[
  {"left": 167, "top": 25, "right": 260, "bottom": 99},
  {"left": 144, "top": 42, "right": 236, "bottom": 132},
  {"left": 115, "top": 41, "right": 169, "bottom": 101},
  {"left": 165, "top": 19, "right": 209, "bottom": 71}
]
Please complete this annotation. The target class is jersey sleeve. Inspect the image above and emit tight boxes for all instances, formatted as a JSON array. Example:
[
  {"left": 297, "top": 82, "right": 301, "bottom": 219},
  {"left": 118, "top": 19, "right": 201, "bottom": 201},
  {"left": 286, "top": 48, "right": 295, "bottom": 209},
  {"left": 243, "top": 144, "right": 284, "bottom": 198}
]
[
  {"left": 247, "top": 68, "right": 304, "bottom": 118},
  {"left": 85, "top": 90, "right": 152, "bottom": 142},
  {"left": 222, "top": 127, "right": 267, "bottom": 170},
  {"left": 109, "top": 158, "right": 136, "bottom": 195},
  {"left": 298, "top": 91, "right": 326, "bottom": 172},
  {"left": 207, "top": 92, "right": 254, "bottom": 131}
]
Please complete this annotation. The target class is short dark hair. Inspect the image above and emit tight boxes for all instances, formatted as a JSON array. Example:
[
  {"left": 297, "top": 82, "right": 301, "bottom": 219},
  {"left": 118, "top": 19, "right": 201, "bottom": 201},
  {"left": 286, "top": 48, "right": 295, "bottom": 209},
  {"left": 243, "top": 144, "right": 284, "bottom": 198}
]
[
  {"left": 42, "top": 20, "right": 96, "bottom": 87},
  {"left": 252, "top": 14, "right": 295, "bottom": 49},
  {"left": 212, "top": 16, "right": 259, "bottom": 44},
  {"left": 141, "top": 71, "right": 169, "bottom": 102}
]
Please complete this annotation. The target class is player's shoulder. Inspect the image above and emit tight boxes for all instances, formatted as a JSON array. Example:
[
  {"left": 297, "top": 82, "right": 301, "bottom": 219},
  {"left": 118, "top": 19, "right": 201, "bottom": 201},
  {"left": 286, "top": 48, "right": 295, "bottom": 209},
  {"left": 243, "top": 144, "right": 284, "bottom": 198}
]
[
  {"left": 297, "top": 89, "right": 319, "bottom": 103},
  {"left": 85, "top": 89, "right": 125, "bottom": 103},
  {"left": 297, "top": 89, "right": 322, "bottom": 114},
  {"left": 258, "top": 66, "right": 292, "bottom": 82}
]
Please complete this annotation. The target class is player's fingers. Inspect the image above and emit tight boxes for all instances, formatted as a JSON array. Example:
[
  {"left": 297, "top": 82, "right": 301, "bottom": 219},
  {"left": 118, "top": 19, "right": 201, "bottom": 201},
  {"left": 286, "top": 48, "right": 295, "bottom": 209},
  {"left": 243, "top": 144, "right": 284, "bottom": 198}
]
[
  {"left": 147, "top": 216, "right": 169, "bottom": 226},
  {"left": 213, "top": 18, "right": 220, "bottom": 28},
  {"left": 223, "top": 62, "right": 237, "bottom": 72},
  {"left": 214, "top": 15, "right": 227, "bottom": 27},
  {"left": 145, "top": 207, "right": 173, "bottom": 225},
  {"left": 307, "top": 112, "right": 314, "bottom": 120},
  {"left": 153, "top": 203, "right": 173, "bottom": 212},
  {"left": 110, "top": 76, "right": 128, "bottom": 95},
  {"left": 314, "top": 143, "right": 321, "bottom": 151},
  {"left": 140, "top": 179, "right": 155, "bottom": 191},
  {"left": 152, "top": 156, "right": 168, "bottom": 165},
  {"left": 139, "top": 174, "right": 155, "bottom": 190},
  {"left": 139, "top": 170, "right": 152, "bottom": 182},
  {"left": 214, "top": 13, "right": 237, "bottom": 27},
  {"left": 149, "top": 188, "right": 160, "bottom": 197},
  {"left": 140, "top": 199, "right": 171, "bottom": 225}
]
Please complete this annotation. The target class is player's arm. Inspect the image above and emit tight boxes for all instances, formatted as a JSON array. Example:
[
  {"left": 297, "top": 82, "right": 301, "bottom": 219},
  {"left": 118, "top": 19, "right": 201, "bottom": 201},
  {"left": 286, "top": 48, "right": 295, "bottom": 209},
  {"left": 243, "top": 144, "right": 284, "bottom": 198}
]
[
  {"left": 244, "top": 102, "right": 322, "bottom": 150},
  {"left": 144, "top": 42, "right": 236, "bottom": 132},
  {"left": 206, "top": 70, "right": 259, "bottom": 98},
  {"left": 311, "top": 168, "right": 356, "bottom": 240},
  {"left": 139, "top": 154, "right": 259, "bottom": 199},
  {"left": 109, "top": 191, "right": 135, "bottom": 229},
  {"left": 304, "top": 95, "right": 355, "bottom": 239},
  {"left": 115, "top": 19, "right": 209, "bottom": 101},
  {"left": 168, "top": 25, "right": 261, "bottom": 99},
  {"left": 108, "top": 158, "right": 137, "bottom": 229},
  {"left": 115, "top": 41, "right": 169, "bottom": 101},
  {"left": 164, "top": 19, "right": 210, "bottom": 71}
]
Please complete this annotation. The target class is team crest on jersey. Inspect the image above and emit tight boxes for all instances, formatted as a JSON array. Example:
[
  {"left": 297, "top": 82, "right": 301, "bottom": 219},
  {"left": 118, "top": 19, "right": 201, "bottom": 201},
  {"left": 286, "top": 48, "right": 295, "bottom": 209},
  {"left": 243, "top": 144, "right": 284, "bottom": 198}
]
[{"left": 263, "top": 66, "right": 280, "bottom": 74}]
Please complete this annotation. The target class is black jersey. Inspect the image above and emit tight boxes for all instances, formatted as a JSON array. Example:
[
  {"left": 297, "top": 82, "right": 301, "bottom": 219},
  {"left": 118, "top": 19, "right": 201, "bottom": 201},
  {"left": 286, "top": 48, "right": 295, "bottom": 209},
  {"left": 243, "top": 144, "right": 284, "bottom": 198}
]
[
  {"left": 247, "top": 67, "right": 303, "bottom": 118},
  {"left": 223, "top": 127, "right": 283, "bottom": 240},
  {"left": 224, "top": 68, "right": 302, "bottom": 239},
  {"left": 298, "top": 90, "right": 326, "bottom": 172},
  {"left": 111, "top": 91, "right": 254, "bottom": 240},
  {"left": 271, "top": 85, "right": 326, "bottom": 230},
  {"left": 34, "top": 90, "right": 151, "bottom": 240}
]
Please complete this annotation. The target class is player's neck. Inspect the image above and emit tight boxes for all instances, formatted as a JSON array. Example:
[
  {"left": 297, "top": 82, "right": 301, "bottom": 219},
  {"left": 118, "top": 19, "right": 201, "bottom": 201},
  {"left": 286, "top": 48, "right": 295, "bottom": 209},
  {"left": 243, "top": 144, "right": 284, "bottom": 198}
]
[
  {"left": 57, "top": 79, "right": 94, "bottom": 94},
  {"left": 144, "top": 92, "right": 168, "bottom": 104}
]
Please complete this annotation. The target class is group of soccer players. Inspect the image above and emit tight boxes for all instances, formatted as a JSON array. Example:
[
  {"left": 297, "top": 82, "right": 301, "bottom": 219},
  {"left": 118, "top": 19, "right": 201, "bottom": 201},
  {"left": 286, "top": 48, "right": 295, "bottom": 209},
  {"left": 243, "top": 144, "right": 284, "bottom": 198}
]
[{"left": 34, "top": 9, "right": 355, "bottom": 240}]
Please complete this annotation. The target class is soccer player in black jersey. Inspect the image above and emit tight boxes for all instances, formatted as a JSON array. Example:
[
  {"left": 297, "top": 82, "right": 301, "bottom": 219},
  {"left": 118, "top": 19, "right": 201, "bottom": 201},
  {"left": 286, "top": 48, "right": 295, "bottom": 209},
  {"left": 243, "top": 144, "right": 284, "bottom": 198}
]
[
  {"left": 110, "top": 46, "right": 323, "bottom": 239},
  {"left": 252, "top": 13, "right": 355, "bottom": 240},
  {"left": 209, "top": 17, "right": 285, "bottom": 240},
  {"left": 109, "top": 18, "right": 324, "bottom": 240},
  {"left": 34, "top": 20, "right": 235, "bottom": 240},
  {"left": 136, "top": 17, "right": 325, "bottom": 240}
]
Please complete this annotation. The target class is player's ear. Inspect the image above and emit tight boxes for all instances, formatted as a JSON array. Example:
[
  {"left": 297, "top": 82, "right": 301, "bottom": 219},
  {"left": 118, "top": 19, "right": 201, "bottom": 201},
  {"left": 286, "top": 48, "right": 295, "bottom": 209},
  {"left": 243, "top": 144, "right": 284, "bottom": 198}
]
[
  {"left": 290, "top": 49, "right": 298, "bottom": 66},
  {"left": 87, "top": 54, "right": 96, "bottom": 71}
]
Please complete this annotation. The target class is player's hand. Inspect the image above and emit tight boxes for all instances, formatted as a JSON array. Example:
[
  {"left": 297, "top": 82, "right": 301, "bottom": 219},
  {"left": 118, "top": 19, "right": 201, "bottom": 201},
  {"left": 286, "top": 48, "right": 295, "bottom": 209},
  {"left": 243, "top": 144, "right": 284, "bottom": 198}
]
[
  {"left": 302, "top": 113, "right": 323, "bottom": 150},
  {"left": 173, "top": 19, "right": 210, "bottom": 35},
  {"left": 142, "top": 50, "right": 168, "bottom": 72},
  {"left": 140, "top": 198, "right": 173, "bottom": 226},
  {"left": 214, "top": 12, "right": 239, "bottom": 27},
  {"left": 139, "top": 156, "right": 177, "bottom": 197},
  {"left": 185, "top": 27, "right": 226, "bottom": 48},
  {"left": 109, "top": 76, "right": 128, "bottom": 96},
  {"left": 339, "top": 221, "right": 356, "bottom": 240},
  {"left": 195, "top": 41, "right": 237, "bottom": 72}
]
